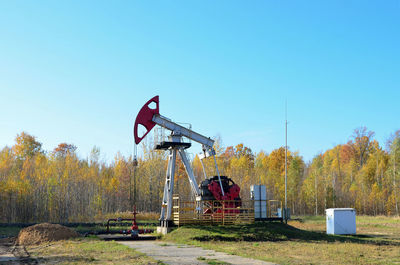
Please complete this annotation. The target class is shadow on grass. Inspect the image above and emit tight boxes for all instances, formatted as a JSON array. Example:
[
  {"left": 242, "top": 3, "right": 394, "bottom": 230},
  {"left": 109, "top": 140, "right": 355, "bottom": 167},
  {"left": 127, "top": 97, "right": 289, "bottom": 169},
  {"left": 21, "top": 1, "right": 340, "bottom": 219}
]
[
  {"left": 35, "top": 255, "right": 97, "bottom": 264},
  {"left": 187, "top": 222, "right": 399, "bottom": 246}
]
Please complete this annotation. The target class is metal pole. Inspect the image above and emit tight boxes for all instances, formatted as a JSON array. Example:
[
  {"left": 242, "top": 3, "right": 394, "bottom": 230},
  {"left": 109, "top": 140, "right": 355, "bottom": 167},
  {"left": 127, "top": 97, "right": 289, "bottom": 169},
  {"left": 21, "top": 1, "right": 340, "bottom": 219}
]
[
  {"left": 129, "top": 161, "right": 132, "bottom": 209},
  {"left": 200, "top": 159, "right": 208, "bottom": 180},
  {"left": 213, "top": 154, "right": 224, "bottom": 196},
  {"left": 285, "top": 102, "right": 288, "bottom": 224},
  {"left": 395, "top": 144, "right": 399, "bottom": 216},
  {"left": 133, "top": 163, "right": 137, "bottom": 205},
  {"left": 133, "top": 144, "right": 138, "bottom": 208}
]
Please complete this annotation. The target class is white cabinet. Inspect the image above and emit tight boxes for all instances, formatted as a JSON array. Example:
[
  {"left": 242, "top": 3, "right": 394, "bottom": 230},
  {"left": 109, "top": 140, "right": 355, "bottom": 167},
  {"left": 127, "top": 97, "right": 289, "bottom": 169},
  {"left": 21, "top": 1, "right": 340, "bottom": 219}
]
[
  {"left": 251, "top": 185, "right": 267, "bottom": 219},
  {"left": 326, "top": 208, "right": 356, "bottom": 235}
]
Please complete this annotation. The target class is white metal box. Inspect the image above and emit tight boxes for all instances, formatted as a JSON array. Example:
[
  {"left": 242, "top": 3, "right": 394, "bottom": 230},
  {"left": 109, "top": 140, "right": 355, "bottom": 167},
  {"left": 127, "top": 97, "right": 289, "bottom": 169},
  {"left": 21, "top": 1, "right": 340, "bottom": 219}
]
[
  {"left": 251, "top": 185, "right": 267, "bottom": 219},
  {"left": 254, "top": 201, "right": 267, "bottom": 218},
  {"left": 277, "top": 208, "right": 291, "bottom": 219},
  {"left": 325, "top": 208, "right": 356, "bottom": 235},
  {"left": 250, "top": 185, "right": 266, "bottom": 200}
]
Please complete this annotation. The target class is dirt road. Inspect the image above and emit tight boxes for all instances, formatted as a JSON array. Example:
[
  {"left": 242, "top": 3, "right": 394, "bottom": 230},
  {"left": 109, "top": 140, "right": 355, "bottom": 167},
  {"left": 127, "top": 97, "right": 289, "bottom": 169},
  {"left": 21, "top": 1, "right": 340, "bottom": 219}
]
[
  {"left": 0, "top": 238, "right": 37, "bottom": 265},
  {"left": 0, "top": 244, "right": 19, "bottom": 264}
]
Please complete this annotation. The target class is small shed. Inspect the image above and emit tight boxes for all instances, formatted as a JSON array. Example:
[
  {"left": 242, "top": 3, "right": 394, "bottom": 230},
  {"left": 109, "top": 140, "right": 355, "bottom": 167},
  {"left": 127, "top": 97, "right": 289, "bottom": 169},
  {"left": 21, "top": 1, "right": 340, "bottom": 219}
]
[{"left": 325, "top": 208, "right": 356, "bottom": 235}]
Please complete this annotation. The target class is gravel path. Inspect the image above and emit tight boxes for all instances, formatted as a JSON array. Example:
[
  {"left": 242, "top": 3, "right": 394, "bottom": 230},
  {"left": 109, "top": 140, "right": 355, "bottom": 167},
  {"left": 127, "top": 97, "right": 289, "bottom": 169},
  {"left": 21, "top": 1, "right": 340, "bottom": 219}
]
[
  {"left": 118, "top": 241, "right": 277, "bottom": 265},
  {"left": 0, "top": 238, "right": 38, "bottom": 264},
  {"left": 0, "top": 244, "right": 19, "bottom": 263}
]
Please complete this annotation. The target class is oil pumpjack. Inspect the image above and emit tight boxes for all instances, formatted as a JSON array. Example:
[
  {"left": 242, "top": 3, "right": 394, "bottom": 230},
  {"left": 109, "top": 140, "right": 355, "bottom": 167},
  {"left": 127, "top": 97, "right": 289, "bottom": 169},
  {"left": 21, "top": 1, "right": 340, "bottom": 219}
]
[{"left": 134, "top": 96, "right": 241, "bottom": 228}]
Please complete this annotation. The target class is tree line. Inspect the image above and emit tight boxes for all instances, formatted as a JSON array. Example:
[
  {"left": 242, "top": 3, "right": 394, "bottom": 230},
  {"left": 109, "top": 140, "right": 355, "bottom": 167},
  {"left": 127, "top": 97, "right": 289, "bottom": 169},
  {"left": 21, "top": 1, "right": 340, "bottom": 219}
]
[{"left": 0, "top": 127, "right": 399, "bottom": 223}]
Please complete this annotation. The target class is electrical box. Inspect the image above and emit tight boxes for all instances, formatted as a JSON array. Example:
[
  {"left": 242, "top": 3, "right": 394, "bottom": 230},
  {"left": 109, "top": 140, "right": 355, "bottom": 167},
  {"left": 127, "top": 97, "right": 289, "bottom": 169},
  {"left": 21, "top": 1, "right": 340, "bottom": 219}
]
[
  {"left": 277, "top": 208, "right": 291, "bottom": 219},
  {"left": 251, "top": 185, "right": 267, "bottom": 219},
  {"left": 325, "top": 208, "right": 356, "bottom": 235}
]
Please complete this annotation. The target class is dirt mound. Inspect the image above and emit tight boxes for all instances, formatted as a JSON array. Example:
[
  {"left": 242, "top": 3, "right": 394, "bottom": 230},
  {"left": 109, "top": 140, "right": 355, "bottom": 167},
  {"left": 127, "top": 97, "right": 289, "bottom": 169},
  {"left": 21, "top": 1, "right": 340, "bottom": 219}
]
[{"left": 17, "top": 223, "right": 79, "bottom": 245}]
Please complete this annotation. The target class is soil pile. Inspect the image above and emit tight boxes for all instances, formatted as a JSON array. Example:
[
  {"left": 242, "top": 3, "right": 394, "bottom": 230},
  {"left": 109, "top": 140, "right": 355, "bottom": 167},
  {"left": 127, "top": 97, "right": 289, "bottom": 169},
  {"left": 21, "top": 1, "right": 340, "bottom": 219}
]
[{"left": 17, "top": 223, "right": 79, "bottom": 245}]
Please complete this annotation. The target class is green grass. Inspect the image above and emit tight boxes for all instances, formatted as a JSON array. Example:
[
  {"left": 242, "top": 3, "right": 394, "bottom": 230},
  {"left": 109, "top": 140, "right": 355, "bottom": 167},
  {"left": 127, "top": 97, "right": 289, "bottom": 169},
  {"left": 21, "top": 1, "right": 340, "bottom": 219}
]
[
  {"left": 0, "top": 226, "right": 22, "bottom": 237},
  {"left": 164, "top": 216, "right": 400, "bottom": 265},
  {"left": 27, "top": 237, "right": 159, "bottom": 264},
  {"left": 1, "top": 222, "right": 162, "bottom": 264},
  {"left": 3, "top": 216, "right": 399, "bottom": 264}
]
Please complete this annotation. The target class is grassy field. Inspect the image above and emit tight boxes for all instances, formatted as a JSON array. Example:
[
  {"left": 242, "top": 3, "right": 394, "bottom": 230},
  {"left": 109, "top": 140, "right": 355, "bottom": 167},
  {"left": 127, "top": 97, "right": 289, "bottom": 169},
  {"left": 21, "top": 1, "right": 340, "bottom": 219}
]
[
  {"left": 1, "top": 216, "right": 399, "bottom": 264},
  {"left": 26, "top": 236, "right": 162, "bottom": 265},
  {"left": 0, "top": 226, "right": 22, "bottom": 237},
  {"left": 163, "top": 215, "right": 400, "bottom": 265},
  {"left": 0, "top": 225, "right": 161, "bottom": 264}
]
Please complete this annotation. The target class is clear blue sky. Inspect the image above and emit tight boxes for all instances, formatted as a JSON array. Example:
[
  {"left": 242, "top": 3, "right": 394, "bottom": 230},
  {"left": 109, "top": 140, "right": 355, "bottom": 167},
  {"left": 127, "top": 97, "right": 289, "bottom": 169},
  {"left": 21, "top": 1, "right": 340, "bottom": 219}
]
[{"left": 1, "top": 1, "right": 399, "bottom": 162}]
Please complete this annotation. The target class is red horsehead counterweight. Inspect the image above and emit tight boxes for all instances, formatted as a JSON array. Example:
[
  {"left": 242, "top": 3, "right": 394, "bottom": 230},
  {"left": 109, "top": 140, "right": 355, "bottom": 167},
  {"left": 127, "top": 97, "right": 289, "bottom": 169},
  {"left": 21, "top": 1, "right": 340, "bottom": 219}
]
[{"left": 134, "top": 96, "right": 159, "bottom": 145}]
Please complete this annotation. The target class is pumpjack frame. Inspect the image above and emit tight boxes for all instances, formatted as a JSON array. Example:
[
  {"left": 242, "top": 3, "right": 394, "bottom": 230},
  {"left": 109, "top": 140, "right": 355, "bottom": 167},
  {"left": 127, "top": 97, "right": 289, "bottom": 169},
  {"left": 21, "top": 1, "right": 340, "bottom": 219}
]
[{"left": 134, "top": 96, "right": 224, "bottom": 228}]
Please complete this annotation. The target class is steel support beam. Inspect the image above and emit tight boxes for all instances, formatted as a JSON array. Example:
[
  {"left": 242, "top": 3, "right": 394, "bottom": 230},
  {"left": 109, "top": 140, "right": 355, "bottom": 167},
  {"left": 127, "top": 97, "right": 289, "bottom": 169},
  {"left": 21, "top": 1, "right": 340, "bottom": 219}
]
[
  {"left": 160, "top": 149, "right": 177, "bottom": 221},
  {"left": 178, "top": 148, "right": 201, "bottom": 196}
]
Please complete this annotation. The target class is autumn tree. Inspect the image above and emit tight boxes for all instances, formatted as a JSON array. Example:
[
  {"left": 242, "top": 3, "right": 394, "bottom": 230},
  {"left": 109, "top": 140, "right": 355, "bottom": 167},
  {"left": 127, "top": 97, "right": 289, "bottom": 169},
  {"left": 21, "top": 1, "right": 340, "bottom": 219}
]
[
  {"left": 2, "top": 127, "right": 400, "bottom": 222},
  {"left": 12, "top": 132, "right": 43, "bottom": 160},
  {"left": 53, "top": 143, "right": 77, "bottom": 157},
  {"left": 386, "top": 130, "right": 400, "bottom": 215},
  {"left": 348, "top": 127, "right": 375, "bottom": 169}
]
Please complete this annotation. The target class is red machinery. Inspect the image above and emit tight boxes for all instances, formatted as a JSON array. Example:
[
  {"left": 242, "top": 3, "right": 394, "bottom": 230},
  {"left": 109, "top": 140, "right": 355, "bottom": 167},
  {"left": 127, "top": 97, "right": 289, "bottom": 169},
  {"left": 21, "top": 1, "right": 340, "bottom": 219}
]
[
  {"left": 202, "top": 176, "right": 241, "bottom": 201},
  {"left": 134, "top": 96, "right": 242, "bottom": 226},
  {"left": 200, "top": 176, "right": 241, "bottom": 214}
]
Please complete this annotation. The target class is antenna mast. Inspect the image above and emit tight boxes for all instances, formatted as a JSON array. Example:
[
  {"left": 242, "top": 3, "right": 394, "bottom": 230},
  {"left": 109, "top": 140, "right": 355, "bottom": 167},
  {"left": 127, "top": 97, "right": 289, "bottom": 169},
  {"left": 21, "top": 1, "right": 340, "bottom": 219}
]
[{"left": 285, "top": 100, "right": 288, "bottom": 224}]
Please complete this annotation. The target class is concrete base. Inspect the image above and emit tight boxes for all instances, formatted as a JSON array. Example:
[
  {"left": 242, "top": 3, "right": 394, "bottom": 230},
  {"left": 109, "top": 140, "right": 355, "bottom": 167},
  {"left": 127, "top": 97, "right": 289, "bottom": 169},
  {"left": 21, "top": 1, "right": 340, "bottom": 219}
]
[
  {"left": 118, "top": 241, "right": 276, "bottom": 265},
  {"left": 156, "top": 226, "right": 174, "bottom": 235}
]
